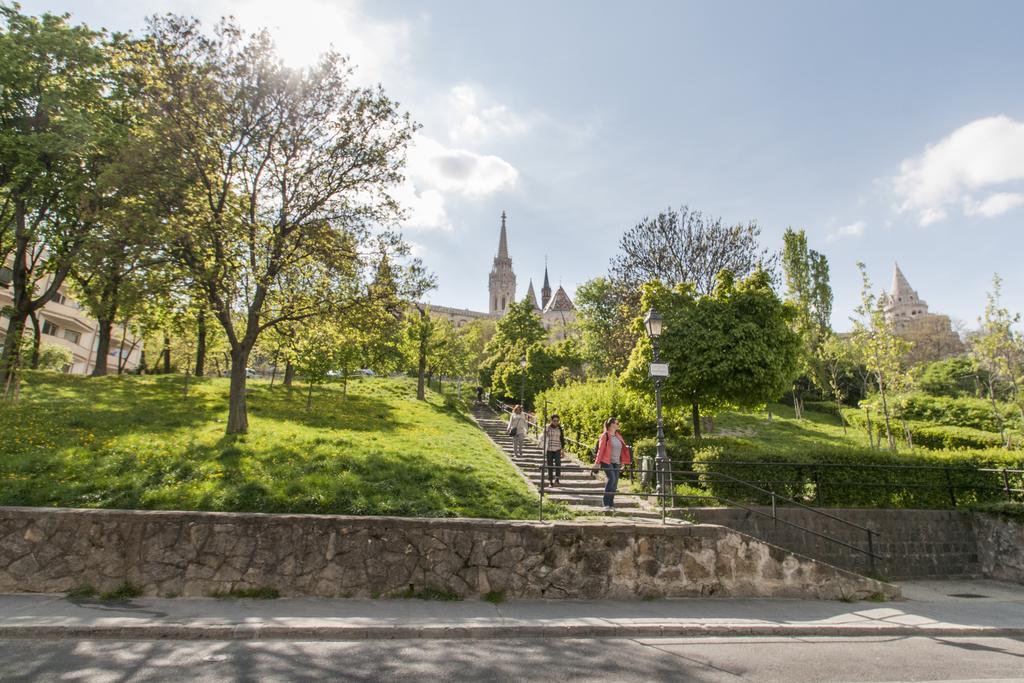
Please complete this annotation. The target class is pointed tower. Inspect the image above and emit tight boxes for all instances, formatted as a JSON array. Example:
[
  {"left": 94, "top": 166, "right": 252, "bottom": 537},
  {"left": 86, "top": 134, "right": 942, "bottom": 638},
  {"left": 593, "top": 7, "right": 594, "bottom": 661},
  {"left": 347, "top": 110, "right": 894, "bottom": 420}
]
[
  {"left": 541, "top": 260, "right": 552, "bottom": 310},
  {"left": 524, "top": 279, "right": 540, "bottom": 311},
  {"left": 488, "top": 211, "right": 517, "bottom": 315},
  {"left": 883, "top": 262, "right": 929, "bottom": 328}
]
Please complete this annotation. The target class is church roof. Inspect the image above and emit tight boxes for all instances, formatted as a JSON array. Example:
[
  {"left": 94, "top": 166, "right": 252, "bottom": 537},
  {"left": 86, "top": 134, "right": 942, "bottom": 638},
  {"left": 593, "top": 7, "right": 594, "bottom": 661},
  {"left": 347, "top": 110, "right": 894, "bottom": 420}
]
[
  {"left": 543, "top": 285, "right": 575, "bottom": 313},
  {"left": 524, "top": 280, "right": 540, "bottom": 310},
  {"left": 542, "top": 264, "right": 551, "bottom": 292}
]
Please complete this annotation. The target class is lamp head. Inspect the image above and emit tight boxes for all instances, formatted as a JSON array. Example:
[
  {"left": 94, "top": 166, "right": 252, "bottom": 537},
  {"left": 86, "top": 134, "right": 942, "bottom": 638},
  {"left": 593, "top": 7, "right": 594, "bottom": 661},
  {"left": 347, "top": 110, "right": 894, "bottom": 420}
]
[{"left": 644, "top": 308, "right": 663, "bottom": 338}]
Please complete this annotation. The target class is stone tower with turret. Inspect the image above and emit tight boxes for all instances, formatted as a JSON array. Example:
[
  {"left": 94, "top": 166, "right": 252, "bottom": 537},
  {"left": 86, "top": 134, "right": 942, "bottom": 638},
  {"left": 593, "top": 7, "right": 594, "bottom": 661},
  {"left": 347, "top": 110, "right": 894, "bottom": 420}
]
[
  {"left": 488, "top": 212, "right": 517, "bottom": 314},
  {"left": 883, "top": 262, "right": 929, "bottom": 331}
]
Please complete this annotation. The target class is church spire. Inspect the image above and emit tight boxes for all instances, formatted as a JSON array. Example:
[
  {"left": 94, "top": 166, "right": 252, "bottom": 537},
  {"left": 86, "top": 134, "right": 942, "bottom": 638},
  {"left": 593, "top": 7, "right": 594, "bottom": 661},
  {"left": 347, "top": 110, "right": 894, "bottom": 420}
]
[
  {"left": 497, "top": 211, "right": 509, "bottom": 259},
  {"left": 541, "top": 257, "right": 552, "bottom": 310},
  {"left": 525, "top": 279, "right": 540, "bottom": 310},
  {"left": 891, "top": 262, "right": 914, "bottom": 300}
]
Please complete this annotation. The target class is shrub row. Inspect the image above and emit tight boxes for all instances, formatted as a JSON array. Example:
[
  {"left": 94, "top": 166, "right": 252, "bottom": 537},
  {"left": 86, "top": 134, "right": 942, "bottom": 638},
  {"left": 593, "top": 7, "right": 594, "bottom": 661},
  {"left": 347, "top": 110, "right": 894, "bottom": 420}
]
[
  {"left": 632, "top": 436, "right": 1024, "bottom": 509},
  {"left": 893, "top": 393, "right": 1021, "bottom": 432},
  {"left": 841, "top": 409, "right": 1017, "bottom": 451}
]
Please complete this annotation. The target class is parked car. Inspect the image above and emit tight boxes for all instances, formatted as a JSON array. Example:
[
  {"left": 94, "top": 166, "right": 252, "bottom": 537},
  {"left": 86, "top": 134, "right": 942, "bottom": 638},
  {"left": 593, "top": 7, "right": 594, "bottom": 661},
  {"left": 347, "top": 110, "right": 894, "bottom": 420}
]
[
  {"left": 356, "top": 368, "right": 375, "bottom": 377},
  {"left": 245, "top": 368, "right": 258, "bottom": 378}
]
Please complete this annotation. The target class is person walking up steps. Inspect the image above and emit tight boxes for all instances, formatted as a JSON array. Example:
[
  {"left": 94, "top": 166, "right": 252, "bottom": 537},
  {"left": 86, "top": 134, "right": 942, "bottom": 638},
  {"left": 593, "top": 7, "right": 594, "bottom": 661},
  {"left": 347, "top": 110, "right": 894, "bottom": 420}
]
[
  {"left": 507, "top": 405, "right": 528, "bottom": 458},
  {"left": 593, "top": 417, "right": 631, "bottom": 512},
  {"left": 541, "top": 414, "right": 565, "bottom": 487}
]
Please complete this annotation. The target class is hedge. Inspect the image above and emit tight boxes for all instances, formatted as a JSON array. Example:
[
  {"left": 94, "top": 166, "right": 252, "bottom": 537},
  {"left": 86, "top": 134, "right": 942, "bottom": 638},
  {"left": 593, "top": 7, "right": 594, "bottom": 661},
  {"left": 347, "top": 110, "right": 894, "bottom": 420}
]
[
  {"left": 632, "top": 436, "right": 1024, "bottom": 509},
  {"left": 841, "top": 408, "right": 1017, "bottom": 451},
  {"left": 534, "top": 378, "right": 690, "bottom": 461}
]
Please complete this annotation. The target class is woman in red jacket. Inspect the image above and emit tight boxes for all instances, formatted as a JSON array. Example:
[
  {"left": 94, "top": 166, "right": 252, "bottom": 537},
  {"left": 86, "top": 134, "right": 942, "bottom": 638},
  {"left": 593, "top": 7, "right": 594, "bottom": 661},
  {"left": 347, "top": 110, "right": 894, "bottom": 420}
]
[{"left": 594, "top": 417, "right": 631, "bottom": 512}]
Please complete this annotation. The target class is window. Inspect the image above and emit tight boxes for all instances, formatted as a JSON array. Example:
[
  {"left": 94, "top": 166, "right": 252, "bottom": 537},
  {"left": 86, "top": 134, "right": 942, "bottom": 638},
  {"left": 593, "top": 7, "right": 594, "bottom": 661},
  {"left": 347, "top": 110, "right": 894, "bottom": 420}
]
[
  {"left": 41, "top": 320, "right": 58, "bottom": 336},
  {"left": 52, "top": 292, "right": 67, "bottom": 306},
  {"left": 0, "top": 266, "right": 12, "bottom": 286},
  {"left": 501, "top": 296, "right": 506, "bottom": 310},
  {"left": 63, "top": 329, "right": 81, "bottom": 345}
]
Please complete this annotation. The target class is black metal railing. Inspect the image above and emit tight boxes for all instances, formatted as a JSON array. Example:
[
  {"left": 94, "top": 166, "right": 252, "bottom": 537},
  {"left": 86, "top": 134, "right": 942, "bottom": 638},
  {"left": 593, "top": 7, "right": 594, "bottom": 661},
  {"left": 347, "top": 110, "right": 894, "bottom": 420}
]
[
  {"left": 669, "top": 459, "right": 1024, "bottom": 507},
  {"left": 485, "top": 399, "right": 884, "bottom": 572}
]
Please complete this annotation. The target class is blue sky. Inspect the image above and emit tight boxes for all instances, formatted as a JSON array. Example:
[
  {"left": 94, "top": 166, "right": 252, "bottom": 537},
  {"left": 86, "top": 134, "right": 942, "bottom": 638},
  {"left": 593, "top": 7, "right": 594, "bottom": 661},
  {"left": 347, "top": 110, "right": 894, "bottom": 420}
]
[{"left": 25, "top": 0, "right": 1024, "bottom": 330}]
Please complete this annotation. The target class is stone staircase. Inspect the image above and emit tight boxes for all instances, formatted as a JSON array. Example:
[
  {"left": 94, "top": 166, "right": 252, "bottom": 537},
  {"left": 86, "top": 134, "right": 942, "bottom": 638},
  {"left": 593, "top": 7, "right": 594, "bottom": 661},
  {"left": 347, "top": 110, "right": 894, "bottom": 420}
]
[{"left": 472, "top": 405, "right": 664, "bottom": 520}]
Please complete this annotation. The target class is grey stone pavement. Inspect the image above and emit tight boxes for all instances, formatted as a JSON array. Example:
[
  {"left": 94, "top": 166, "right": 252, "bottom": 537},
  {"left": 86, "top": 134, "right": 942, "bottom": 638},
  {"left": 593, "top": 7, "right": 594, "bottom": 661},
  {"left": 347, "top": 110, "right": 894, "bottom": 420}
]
[{"left": 0, "top": 579, "right": 1022, "bottom": 641}]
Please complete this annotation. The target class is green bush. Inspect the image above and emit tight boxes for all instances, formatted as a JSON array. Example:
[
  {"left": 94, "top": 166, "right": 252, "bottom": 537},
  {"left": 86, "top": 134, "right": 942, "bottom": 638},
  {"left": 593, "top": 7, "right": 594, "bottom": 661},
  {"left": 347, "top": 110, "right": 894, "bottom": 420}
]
[
  {"left": 535, "top": 378, "right": 690, "bottom": 461},
  {"left": 910, "top": 424, "right": 1008, "bottom": 450},
  {"left": 894, "top": 394, "right": 1018, "bottom": 432},
  {"left": 802, "top": 400, "right": 842, "bottom": 417},
  {"left": 634, "top": 435, "right": 1024, "bottom": 509}
]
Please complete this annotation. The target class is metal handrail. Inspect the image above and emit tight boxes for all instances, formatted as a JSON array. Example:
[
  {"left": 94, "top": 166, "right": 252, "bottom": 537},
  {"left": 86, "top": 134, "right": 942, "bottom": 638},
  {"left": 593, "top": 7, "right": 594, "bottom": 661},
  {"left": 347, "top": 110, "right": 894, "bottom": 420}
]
[{"left": 484, "top": 401, "right": 883, "bottom": 571}]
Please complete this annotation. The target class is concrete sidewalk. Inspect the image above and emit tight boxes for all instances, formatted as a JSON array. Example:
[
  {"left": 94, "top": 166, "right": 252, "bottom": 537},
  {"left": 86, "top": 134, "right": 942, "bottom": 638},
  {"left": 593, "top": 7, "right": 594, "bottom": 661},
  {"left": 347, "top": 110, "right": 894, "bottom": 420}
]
[{"left": 1, "top": 580, "right": 1022, "bottom": 641}]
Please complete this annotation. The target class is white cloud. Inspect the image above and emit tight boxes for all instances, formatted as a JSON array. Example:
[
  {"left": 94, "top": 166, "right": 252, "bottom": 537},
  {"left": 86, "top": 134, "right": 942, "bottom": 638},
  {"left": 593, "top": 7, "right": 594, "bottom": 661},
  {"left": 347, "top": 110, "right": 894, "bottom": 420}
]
[
  {"left": 827, "top": 221, "right": 866, "bottom": 242},
  {"left": 893, "top": 115, "right": 1024, "bottom": 226},
  {"left": 446, "top": 84, "right": 530, "bottom": 142},
  {"left": 407, "top": 135, "right": 519, "bottom": 197},
  {"left": 964, "top": 192, "right": 1024, "bottom": 218},
  {"left": 393, "top": 135, "right": 519, "bottom": 231},
  {"left": 195, "top": 0, "right": 413, "bottom": 81},
  {"left": 392, "top": 181, "right": 452, "bottom": 232}
]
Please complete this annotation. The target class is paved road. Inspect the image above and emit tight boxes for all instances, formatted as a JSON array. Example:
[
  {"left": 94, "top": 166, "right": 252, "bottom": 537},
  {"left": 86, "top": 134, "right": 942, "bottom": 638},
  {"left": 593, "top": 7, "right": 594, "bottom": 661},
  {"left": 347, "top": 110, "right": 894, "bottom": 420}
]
[{"left": 3, "top": 636, "right": 1024, "bottom": 682}]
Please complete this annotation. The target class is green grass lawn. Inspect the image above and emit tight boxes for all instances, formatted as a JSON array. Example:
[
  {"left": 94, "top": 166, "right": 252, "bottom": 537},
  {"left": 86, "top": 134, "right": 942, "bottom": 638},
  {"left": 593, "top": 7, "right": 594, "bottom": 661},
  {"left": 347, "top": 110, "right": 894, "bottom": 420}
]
[
  {"left": 1, "top": 372, "right": 556, "bottom": 519},
  {"left": 713, "top": 402, "right": 873, "bottom": 454}
]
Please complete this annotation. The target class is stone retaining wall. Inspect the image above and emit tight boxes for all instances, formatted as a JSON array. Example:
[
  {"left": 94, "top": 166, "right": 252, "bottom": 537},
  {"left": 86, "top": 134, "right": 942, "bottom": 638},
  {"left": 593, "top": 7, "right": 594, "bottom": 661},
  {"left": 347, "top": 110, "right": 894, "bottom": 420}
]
[
  {"left": 974, "top": 513, "right": 1024, "bottom": 584},
  {"left": 0, "top": 507, "right": 895, "bottom": 600},
  {"left": 688, "top": 508, "right": 979, "bottom": 579}
]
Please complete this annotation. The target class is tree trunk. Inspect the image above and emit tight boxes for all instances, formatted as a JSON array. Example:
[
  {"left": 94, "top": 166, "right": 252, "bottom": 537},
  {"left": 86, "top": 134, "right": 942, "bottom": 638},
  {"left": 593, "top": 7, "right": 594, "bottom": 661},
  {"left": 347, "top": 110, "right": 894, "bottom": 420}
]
[
  {"left": 416, "top": 345, "right": 427, "bottom": 402},
  {"left": 162, "top": 333, "right": 171, "bottom": 374},
  {"left": 28, "top": 310, "right": 41, "bottom": 370},
  {"left": 226, "top": 346, "right": 251, "bottom": 434},
  {"left": 269, "top": 351, "right": 279, "bottom": 387},
  {"left": 1, "top": 313, "right": 27, "bottom": 393},
  {"left": 194, "top": 311, "right": 207, "bottom": 377},
  {"left": 878, "top": 377, "right": 896, "bottom": 451},
  {"left": 792, "top": 385, "right": 802, "bottom": 420},
  {"left": 691, "top": 401, "right": 702, "bottom": 439},
  {"left": 306, "top": 381, "right": 314, "bottom": 411},
  {"left": 865, "top": 407, "right": 875, "bottom": 449},
  {"left": 283, "top": 361, "right": 295, "bottom": 387},
  {"left": 342, "top": 366, "right": 348, "bottom": 399},
  {"left": 91, "top": 319, "right": 113, "bottom": 376},
  {"left": 985, "top": 378, "right": 1008, "bottom": 447}
]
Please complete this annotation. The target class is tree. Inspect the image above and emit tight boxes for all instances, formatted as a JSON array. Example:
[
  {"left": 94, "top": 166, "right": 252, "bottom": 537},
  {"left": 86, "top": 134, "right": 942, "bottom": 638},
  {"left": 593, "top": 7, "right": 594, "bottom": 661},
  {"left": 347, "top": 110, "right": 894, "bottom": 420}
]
[
  {"left": 624, "top": 270, "right": 801, "bottom": 437},
  {"left": 820, "top": 333, "right": 855, "bottom": 432},
  {"left": 574, "top": 277, "right": 636, "bottom": 376},
  {"left": 0, "top": 7, "right": 116, "bottom": 394},
  {"left": 848, "top": 263, "right": 911, "bottom": 451},
  {"left": 781, "top": 228, "right": 833, "bottom": 418},
  {"left": 145, "top": 17, "right": 418, "bottom": 433},
  {"left": 610, "top": 205, "right": 776, "bottom": 297},
  {"left": 971, "top": 274, "right": 1024, "bottom": 443},
  {"left": 479, "top": 299, "right": 548, "bottom": 394},
  {"left": 293, "top": 319, "right": 344, "bottom": 410}
]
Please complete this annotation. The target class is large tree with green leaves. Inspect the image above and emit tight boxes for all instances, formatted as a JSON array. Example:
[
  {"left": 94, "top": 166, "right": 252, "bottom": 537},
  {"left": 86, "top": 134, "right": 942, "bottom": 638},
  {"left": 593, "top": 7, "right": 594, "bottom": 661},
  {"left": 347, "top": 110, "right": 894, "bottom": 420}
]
[
  {"left": 624, "top": 270, "right": 801, "bottom": 437},
  {"left": 144, "top": 16, "right": 419, "bottom": 433},
  {"left": 781, "top": 227, "right": 833, "bottom": 418},
  {"left": 0, "top": 7, "right": 118, "bottom": 393}
]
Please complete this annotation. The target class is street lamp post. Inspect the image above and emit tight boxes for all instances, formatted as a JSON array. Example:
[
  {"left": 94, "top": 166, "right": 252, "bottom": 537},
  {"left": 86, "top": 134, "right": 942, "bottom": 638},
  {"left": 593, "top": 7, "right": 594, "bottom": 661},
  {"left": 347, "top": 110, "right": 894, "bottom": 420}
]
[
  {"left": 644, "top": 308, "right": 670, "bottom": 510},
  {"left": 519, "top": 356, "right": 527, "bottom": 407}
]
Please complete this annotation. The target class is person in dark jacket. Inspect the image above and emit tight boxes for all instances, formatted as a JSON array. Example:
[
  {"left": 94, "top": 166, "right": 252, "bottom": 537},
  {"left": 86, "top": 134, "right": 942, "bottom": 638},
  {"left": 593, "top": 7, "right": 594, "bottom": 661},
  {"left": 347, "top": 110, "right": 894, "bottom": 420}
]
[{"left": 541, "top": 414, "right": 565, "bottom": 487}]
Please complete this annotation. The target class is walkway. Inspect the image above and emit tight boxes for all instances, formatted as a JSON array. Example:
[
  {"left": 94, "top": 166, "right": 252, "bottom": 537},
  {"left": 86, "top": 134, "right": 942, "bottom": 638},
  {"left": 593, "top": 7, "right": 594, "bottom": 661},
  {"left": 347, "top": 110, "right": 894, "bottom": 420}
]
[
  {"left": 2, "top": 579, "right": 1023, "bottom": 640},
  {"left": 472, "top": 404, "right": 665, "bottom": 521}
]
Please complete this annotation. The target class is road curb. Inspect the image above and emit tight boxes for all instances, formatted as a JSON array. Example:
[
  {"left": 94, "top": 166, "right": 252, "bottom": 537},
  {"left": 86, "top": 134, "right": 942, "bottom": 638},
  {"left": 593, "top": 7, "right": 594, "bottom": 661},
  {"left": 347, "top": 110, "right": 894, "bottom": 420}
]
[{"left": 3, "top": 623, "right": 1023, "bottom": 641}]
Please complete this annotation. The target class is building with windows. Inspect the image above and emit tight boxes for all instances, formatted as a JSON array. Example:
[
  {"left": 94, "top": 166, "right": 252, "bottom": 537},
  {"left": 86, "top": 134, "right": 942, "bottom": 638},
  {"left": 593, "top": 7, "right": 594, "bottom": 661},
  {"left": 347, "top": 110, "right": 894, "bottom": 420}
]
[
  {"left": 428, "top": 212, "right": 577, "bottom": 339},
  {"left": 0, "top": 261, "right": 143, "bottom": 375}
]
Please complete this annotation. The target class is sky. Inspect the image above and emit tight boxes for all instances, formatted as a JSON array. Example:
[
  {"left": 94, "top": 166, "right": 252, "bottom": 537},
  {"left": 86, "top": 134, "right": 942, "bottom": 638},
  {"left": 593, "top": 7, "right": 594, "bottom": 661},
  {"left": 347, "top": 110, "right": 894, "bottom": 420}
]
[{"left": 23, "top": 0, "right": 1024, "bottom": 330}]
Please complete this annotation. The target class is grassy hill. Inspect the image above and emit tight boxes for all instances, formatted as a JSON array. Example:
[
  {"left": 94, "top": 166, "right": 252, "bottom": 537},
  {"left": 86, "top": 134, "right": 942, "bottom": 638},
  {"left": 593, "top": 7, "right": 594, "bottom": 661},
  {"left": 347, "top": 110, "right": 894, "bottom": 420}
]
[{"left": 0, "top": 372, "right": 555, "bottom": 519}]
